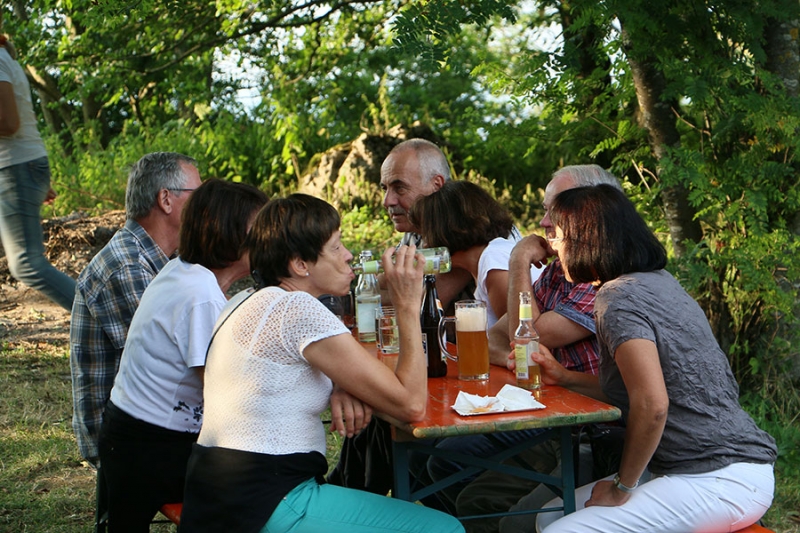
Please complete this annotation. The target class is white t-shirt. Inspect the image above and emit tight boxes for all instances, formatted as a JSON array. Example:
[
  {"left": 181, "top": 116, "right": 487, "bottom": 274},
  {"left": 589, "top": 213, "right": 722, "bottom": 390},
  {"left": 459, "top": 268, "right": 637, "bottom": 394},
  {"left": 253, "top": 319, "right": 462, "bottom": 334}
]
[
  {"left": 0, "top": 47, "right": 47, "bottom": 168},
  {"left": 198, "top": 287, "right": 349, "bottom": 456},
  {"left": 110, "top": 258, "right": 227, "bottom": 432},
  {"left": 475, "top": 231, "right": 545, "bottom": 328}
]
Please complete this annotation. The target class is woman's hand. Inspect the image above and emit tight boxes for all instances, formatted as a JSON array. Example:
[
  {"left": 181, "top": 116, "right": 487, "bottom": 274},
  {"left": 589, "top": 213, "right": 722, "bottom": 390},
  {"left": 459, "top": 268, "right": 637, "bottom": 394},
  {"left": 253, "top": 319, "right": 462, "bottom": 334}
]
[
  {"left": 329, "top": 385, "right": 373, "bottom": 437},
  {"left": 584, "top": 480, "right": 631, "bottom": 508},
  {"left": 382, "top": 244, "right": 425, "bottom": 313},
  {"left": 529, "top": 343, "right": 568, "bottom": 386}
]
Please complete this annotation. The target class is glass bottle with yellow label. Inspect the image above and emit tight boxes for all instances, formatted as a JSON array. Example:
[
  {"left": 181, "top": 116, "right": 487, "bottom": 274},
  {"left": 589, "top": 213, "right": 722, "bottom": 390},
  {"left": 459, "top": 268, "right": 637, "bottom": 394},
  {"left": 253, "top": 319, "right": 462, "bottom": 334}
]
[{"left": 514, "top": 291, "right": 542, "bottom": 390}]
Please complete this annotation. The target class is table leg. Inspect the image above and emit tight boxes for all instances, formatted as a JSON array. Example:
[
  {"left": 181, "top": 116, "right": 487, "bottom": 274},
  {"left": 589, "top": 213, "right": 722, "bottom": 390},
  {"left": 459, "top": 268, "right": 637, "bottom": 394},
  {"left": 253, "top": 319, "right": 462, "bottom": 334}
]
[
  {"left": 560, "top": 427, "right": 576, "bottom": 514},
  {"left": 392, "top": 439, "right": 412, "bottom": 500}
]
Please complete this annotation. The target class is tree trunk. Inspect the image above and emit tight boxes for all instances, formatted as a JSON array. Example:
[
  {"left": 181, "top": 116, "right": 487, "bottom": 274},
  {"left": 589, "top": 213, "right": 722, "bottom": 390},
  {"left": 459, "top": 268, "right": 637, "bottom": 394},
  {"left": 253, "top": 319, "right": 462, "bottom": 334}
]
[
  {"left": 81, "top": 93, "right": 111, "bottom": 149},
  {"left": 619, "top": 24, "right": 703, "bottom": 258},
  {"left": 764, "top": 17, "right": 800, "bottom": 99},
  {"left": 765, "top": 16, "right": 800, "bottom": 235},
  {"left": 24, "top": 65, "right": 79, "bottom": 153},
  {"left": 763, "top": 15, "right": 800, "bottom": 379}
]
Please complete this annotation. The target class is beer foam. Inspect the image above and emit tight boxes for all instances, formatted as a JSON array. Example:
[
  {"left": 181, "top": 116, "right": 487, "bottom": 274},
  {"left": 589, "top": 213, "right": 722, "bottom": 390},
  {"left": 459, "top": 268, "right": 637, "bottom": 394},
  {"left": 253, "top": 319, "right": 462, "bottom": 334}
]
[{"left": 456, "top": 306, "right": 487, "bottom": 332}]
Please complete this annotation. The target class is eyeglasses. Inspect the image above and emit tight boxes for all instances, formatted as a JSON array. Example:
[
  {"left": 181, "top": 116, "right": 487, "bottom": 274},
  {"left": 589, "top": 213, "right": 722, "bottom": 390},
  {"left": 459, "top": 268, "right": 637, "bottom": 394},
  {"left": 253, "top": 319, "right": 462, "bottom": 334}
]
[
  {"left": 546, "top": 237, "right": 564, "bottom": 245},
  {"left": 167, "top": 188, "right": 196, "bottom": 194}
]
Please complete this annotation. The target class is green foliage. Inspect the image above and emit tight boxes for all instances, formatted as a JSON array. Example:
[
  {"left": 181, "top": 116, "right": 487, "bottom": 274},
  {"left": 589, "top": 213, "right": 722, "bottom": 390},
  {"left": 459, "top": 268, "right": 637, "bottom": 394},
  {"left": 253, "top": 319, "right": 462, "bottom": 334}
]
[
  {"left": 393, "top": 0, "right": 517, "bottom": 67},
  {"left": 675, "top": 230, "right": 800, "bottom": 382},
  {"left": 340, "top": 204, "right": 396, "bottom": 252},
  {"left": 392, "top": 9, "right": 800, "bottom": 529},
  {"left": 741, "top": 381, "right": 800, "bottom": 530}
]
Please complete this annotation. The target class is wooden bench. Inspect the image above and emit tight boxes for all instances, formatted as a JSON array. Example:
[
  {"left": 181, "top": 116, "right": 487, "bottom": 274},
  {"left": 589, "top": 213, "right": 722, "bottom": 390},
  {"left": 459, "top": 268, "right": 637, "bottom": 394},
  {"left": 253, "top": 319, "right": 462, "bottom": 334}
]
[
  {"left": 734, "top": 524, "right": 774, "bottom": 533},
  {"left": 159, "top": 503, "right": 182, "bottom": 526},
  {"left": 155, "top": 502, "right": 772, "bottom": 532}
]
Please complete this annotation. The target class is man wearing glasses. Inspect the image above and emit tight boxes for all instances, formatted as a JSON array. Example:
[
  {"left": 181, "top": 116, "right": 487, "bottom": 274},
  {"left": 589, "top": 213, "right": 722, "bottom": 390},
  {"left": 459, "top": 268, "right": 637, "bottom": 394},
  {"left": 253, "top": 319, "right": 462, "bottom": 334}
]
[
  {"left": 69, "top": 151, "right": 201, "bottom": 469},
  {"left": 444, "top": 164, "right": 624, "bottom": 532}
]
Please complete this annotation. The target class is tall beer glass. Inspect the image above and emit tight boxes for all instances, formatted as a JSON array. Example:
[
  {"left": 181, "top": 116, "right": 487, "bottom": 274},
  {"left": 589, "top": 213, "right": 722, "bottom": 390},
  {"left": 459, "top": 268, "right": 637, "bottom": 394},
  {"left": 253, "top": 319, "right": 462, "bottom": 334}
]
[{"left": 439, "top": 300, "right": 489, "bottom": 380}]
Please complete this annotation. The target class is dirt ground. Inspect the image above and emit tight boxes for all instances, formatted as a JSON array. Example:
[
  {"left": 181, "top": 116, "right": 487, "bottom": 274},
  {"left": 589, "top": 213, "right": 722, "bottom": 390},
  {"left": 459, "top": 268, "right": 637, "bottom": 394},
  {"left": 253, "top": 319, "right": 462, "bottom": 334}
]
[{"left": 0, "top": 210, "right": 127, "bottom": 346}]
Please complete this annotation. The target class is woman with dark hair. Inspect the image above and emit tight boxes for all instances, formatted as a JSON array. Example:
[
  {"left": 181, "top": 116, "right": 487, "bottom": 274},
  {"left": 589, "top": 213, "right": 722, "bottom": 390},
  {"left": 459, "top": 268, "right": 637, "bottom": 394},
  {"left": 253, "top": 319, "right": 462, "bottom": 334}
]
[
  {"left": 180, "top": 194, "right": 464, "bottom": 533},
  {"left": 409, "top": 180, "right": 543, "bottom": 327},
  {"left": 533, "top": 184, "right": 776, "bottom": 533},
  {"left": 98, "top": 178, "right": 268, "bottom": 533}
]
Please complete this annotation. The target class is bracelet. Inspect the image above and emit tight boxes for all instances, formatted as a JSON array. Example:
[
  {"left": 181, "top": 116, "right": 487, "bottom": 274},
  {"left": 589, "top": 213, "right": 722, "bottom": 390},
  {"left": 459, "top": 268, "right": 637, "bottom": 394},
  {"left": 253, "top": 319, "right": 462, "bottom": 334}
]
[{"left": 612, "top": 473, "right": 638, "bottom": 493}]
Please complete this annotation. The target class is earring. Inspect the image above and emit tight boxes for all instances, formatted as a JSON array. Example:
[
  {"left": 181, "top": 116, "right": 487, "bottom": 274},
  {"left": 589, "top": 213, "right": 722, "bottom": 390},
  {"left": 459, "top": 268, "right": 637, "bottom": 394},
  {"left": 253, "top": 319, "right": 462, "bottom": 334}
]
[{"left": 306, "top": 272, "right": 310, "bottom": 277}]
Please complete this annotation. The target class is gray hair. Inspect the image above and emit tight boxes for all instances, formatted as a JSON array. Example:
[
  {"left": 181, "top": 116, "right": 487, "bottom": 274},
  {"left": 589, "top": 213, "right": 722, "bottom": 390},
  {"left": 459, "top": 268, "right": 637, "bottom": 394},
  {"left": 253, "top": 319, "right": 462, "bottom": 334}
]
[
  {"left": 553, "top": 164, "right": 622, "bottom": 191},
  {"left": 125, "top": 152, "right": 198, "bottom": 220},
  {"left": 386, "top": 138, "right": 451, "bottom": 184}
]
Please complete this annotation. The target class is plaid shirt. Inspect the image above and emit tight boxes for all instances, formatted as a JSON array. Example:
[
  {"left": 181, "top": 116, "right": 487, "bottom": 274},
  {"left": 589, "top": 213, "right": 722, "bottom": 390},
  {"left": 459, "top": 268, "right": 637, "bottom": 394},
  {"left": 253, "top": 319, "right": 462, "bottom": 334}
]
[
  {"left": 69, "top": 219, "right": 169, "bottom": 464},
  {"left": 534, "top": 258, "right": 600, "bottom": 376}
]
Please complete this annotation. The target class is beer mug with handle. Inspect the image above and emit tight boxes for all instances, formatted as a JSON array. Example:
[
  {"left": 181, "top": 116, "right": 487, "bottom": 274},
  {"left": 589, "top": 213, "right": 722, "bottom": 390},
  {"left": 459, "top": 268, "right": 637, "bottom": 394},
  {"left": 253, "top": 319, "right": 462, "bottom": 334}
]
[{"left": 438, "top": 300, "right": 490, "bottom": 380}]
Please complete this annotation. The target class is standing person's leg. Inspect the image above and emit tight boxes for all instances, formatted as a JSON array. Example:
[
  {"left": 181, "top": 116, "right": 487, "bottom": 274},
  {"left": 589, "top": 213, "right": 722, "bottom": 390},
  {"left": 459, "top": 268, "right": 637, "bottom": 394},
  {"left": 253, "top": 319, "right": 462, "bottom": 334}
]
[
  {"left": 456, "top": 439, "right": 561, "bottom": 533},
  {"left": 0, "top": 157, "right": 75, "bottom": 310},
  {"left": 427, "top": 428, "right": 546, "bottom": 513},
  {"left": 263, "top": 479, "right": 465, "bottom": 533},
  {"left": 537, "top": 462, "right": 773, "bottom": 533},
  {"left": 500, "top": 443, "right": 594, "bottom": 533}
]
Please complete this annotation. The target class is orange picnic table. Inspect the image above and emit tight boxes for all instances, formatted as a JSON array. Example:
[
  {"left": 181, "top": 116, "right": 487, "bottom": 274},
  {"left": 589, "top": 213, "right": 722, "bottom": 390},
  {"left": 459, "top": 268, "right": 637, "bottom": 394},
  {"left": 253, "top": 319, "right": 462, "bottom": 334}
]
[{"left": 372, "top": 345, "right": 621, "bottom": 518}]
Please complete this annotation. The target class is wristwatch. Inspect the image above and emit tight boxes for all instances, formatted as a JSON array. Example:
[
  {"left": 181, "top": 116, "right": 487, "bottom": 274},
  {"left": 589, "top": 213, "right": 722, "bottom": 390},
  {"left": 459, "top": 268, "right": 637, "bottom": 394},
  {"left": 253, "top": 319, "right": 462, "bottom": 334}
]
[{"left": 612, "top": 473, "right": 638, "bottom": 493}]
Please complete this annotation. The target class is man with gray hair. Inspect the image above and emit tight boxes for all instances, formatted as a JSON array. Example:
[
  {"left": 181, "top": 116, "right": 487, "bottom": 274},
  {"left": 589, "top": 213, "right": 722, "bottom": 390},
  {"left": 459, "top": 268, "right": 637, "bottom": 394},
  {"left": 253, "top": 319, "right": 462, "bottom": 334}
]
[
  {"left": 379, "top": 137, "right": 474, "bottom": 307},
  {"left": 70, "top": 151, "right": 201, "bottom": 468},
  {"left": 380, "top": 138, "right": 450, "bottom": 238},
  {"left": 498, "top": 163, "right": 623, "bottom": 351}
]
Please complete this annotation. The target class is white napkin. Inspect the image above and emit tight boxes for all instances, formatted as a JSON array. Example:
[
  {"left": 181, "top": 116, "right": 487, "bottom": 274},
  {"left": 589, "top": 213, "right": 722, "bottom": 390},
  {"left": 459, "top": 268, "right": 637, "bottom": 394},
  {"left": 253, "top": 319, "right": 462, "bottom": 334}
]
[{"left": 452, "top": 384, "right": 545, "bottom": 416}]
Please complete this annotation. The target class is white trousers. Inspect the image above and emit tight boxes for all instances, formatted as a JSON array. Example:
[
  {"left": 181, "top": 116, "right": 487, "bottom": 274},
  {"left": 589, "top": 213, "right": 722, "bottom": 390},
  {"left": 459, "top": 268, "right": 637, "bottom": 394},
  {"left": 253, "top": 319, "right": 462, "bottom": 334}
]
[{"left": 537, "top": 462, "right": 774, "bottom": 533}]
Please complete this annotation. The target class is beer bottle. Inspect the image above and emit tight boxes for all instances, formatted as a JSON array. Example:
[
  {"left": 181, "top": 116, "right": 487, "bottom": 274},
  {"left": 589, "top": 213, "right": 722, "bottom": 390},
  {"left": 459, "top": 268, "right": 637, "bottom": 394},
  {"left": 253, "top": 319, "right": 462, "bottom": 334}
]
[
  {"left": 351, "top": 247, "right": 452, "bottom": 275},
  {"left": 355, "top": 250, "right": 381, "bottom": 342},
  {"left": 421, "top": 274, "right": 447, "bottom": 377},
  {"left": 514, "top": 291, "right": 542, "bottom": 390}
]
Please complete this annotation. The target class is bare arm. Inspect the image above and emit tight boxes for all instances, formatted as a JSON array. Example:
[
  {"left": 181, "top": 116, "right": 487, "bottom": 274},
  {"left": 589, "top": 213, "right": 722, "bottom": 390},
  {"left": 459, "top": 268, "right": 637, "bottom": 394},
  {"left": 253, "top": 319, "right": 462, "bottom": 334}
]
[
  {"left": 0, "top": 82, "right": 20, "bottom": 136},
  {"left": 507, "top": 235, "right": 550, "bottom": 339},
  {"left": 585, "top": 339, "right": 668, "bottom": 507},
  {"left": 305, "top": 245, "right": 428, "bottom": 423},
  {"left": 489, "top": 314, "right": 513, "bottom": 368},
  {"left": 507, "top": 235, "right": 592, "bottom": 349},
  {"left": 484, "top": 268, "right": 510, "bottom": 322}
]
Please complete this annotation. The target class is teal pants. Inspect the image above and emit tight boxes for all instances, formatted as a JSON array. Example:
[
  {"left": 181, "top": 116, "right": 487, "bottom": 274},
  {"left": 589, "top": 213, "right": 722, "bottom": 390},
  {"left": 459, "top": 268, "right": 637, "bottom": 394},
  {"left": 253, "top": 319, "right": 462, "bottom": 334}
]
[{"left": 263, "top": 478, "right": 465, "bottom": 533}]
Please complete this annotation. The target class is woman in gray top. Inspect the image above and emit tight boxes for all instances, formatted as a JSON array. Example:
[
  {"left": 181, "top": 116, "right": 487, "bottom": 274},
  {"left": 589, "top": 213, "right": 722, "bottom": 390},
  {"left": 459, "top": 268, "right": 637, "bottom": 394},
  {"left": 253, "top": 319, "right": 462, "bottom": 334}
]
[{"left": 532, "top": 184, "right": 776, "bottom": 533}]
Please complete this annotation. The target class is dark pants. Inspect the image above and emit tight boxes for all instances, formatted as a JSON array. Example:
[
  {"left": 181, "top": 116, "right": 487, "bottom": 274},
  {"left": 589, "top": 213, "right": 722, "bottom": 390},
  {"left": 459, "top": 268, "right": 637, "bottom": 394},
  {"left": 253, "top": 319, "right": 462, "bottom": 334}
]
[
  {"left": 327, "top": 417, "right": 397, "bottom": 495},
  {"left": 326, "top": 417, "right": 450, "bottom": 511},
  {"left": 98, "top": 401, "right": 197, "bottom": 533}
]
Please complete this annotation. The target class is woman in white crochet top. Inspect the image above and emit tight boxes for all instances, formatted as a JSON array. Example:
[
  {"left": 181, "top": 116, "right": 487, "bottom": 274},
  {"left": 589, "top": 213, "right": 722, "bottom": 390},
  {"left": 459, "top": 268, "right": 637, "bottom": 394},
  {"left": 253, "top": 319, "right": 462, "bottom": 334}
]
[{"left": 180, "top": 194, "right": 464, "bottom": 533}]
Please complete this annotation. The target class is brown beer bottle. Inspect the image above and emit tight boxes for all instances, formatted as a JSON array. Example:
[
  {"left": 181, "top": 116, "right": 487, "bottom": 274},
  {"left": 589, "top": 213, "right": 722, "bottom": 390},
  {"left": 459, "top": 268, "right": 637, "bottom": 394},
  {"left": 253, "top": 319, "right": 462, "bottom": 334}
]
[{"left": 421, "top": 275, "right": 447, "bottom": 377}]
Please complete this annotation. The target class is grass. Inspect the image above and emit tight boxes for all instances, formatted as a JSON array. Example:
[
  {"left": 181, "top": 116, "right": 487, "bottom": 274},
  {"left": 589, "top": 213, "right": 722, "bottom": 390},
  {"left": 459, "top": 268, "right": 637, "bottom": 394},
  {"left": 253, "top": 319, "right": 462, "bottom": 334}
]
[
  {"left": 1, "top": 340, "right": 799, "bottom": 532},
  {"left": 0, "top": 341, "right": 345, "bottom": 532}
]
